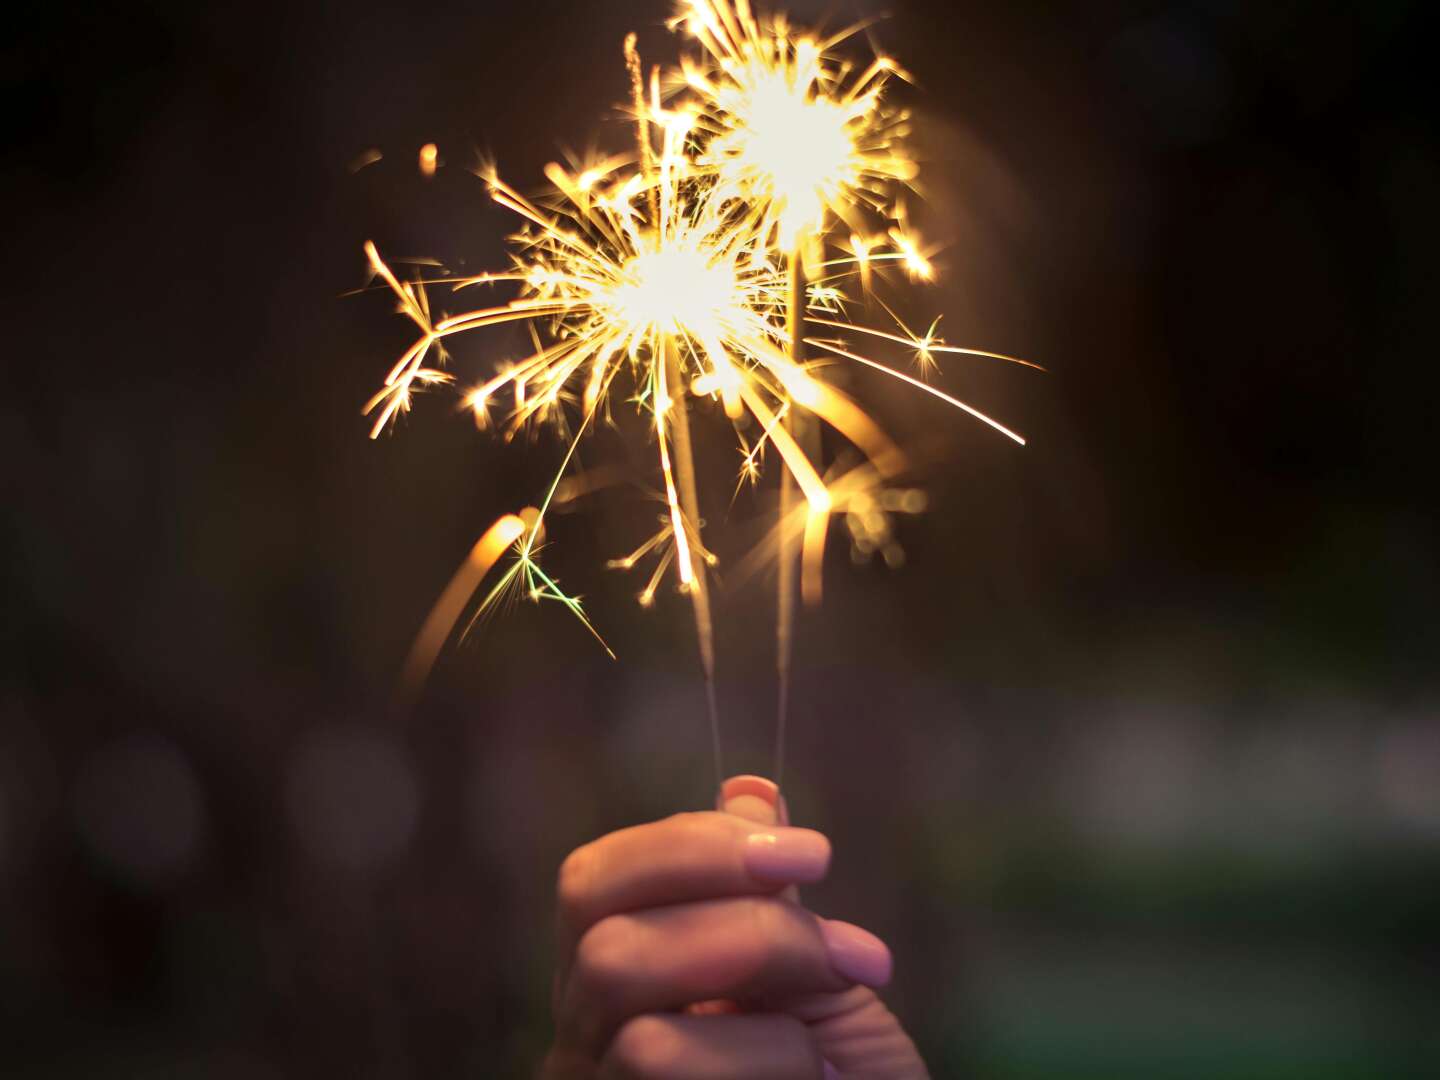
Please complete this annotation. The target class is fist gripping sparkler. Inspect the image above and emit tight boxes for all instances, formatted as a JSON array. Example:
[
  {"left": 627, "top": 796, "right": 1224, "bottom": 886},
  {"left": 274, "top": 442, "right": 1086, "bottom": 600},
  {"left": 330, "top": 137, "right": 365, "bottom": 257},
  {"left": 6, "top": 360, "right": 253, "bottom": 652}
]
[{"left": 359, "top": 0, "right": 1038, "bottom": 784}]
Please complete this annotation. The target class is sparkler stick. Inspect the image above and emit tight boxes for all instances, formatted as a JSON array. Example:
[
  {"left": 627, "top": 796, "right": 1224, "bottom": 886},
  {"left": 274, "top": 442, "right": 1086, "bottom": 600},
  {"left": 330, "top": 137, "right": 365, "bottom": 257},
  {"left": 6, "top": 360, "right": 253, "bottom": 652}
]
[
  {"left": 672, "top": 0, "right": 923, "bottom": 779},
  {"left": 664, "top": 338, "right": 724, "bottom": 782},
  {"left": 629, "top": 33, "right": 724, "bottom": 786},
  {"left": 774, "top": 246, "right": 803, "bottom": 784}
]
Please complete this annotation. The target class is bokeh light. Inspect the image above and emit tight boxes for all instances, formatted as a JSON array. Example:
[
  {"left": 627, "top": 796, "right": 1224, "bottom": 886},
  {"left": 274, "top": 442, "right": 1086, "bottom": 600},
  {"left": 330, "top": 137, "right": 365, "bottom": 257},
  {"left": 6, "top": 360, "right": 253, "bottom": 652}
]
[
  {"left": 72, "top": 733, "right": 207, "bottom": 889},
  {"left": 286, "top": 727, "right": 421, "bottom": 872}
]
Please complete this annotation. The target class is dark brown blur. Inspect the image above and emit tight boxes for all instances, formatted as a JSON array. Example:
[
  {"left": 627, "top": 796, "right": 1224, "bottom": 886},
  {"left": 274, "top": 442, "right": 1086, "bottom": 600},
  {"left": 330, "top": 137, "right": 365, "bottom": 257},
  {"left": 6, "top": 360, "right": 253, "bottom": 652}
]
[{"left": 4, "top": 1, "right": 1438, "bottom": 1076}]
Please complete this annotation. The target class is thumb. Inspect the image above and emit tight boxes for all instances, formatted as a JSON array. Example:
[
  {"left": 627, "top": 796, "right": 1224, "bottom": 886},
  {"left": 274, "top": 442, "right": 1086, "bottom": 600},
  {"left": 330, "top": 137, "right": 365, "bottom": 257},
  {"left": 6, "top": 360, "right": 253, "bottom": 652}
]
[
  {"left": 716, "top": 774, "right": 797, "bottom": 905},
  {"left": 685, "top": 774, "right": 795, "bottom": 1018},
  {"left": 715, "top": 773, "right": 789, "bottom": 826},
  {"left": 716, "top": 777, "right": 929, "bottom": 1077}
]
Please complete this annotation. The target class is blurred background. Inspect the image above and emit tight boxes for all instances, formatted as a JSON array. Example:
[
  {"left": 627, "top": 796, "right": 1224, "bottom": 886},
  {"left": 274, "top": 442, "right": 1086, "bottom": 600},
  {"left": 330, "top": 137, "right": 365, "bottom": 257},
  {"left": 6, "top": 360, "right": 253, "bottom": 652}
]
[{"left": 4, "top": 0, "right": 1439, "bottom": 1076}]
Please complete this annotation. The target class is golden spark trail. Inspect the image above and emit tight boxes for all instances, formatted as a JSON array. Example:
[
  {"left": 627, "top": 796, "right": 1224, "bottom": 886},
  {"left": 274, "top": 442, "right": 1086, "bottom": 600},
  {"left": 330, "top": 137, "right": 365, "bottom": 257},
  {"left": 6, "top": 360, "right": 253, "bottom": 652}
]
[
  {"left": 806, "top": 338, "right": 1030, "bottom": 446},
  {"left": 399, "top": 513, "right": 527, "bottom": 703}
]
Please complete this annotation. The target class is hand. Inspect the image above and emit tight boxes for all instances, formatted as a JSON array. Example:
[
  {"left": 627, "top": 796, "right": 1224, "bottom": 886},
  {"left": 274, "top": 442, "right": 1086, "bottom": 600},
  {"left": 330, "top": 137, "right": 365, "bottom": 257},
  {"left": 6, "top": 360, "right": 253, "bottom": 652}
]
[{"left": 540, "top": 775, "right": 929, "bottom": 1079}]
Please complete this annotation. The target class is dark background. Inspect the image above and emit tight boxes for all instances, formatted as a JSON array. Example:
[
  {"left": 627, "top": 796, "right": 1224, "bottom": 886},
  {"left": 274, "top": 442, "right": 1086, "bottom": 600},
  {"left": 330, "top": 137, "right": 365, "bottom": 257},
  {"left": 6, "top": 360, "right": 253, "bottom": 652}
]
[{"left": 4, "top": 0, "right": 1439, "bottom": 1076}]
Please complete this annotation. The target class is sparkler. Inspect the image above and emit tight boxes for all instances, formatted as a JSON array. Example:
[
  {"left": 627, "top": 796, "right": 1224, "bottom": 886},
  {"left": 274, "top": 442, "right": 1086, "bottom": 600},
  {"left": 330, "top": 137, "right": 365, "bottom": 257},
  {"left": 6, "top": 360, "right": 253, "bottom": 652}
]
[
  {"left": 671, "top": 0, "right": 916, "bottom": 251},
  {"left": 670, "top": 0, "right": 966, "bottom": 778},
  {"left": 357, "top": 0, "right": 1039, "bottom": 785}
]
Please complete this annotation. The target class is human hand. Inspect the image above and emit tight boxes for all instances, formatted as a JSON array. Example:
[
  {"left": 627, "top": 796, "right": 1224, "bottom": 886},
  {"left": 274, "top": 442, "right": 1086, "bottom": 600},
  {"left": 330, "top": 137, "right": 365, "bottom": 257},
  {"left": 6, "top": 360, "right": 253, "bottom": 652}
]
[{"left": 540, "top": 775, "right": 929, "bottom": 1079}]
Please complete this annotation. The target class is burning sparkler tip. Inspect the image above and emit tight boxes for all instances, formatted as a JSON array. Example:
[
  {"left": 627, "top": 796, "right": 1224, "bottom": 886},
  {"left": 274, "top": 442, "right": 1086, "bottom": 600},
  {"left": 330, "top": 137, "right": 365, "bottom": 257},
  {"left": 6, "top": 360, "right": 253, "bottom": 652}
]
[{"left": 361, "top": 0, "right": 1037, "bottom": 689}]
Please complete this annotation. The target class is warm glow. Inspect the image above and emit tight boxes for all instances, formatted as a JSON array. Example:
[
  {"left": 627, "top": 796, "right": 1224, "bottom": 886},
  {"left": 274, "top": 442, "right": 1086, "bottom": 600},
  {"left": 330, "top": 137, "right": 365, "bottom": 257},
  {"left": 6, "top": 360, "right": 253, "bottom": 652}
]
[
  {"left": 675, "top": 0, "right": 916, "bottom": 247},
  {"left": 606, "top": 246, "right": 742, "bottom": 340},
  {"left": 356, "top": 0, "right": 1039, "bottom": 715},
  {"left": 707, "top": 66, "right": 858, "bottom": 242}
]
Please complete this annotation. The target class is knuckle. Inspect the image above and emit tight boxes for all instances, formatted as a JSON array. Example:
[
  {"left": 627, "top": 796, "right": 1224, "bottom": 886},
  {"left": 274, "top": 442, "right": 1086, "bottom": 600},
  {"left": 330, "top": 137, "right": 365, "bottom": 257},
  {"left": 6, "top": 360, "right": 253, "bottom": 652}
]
[
  {"left": 739, "top": 896, "right": 817, "bottom": 983},
  {"left": 573, "top": 913, "right": 639, "bottom": 996},
  {"left": 763, "top": 1015, "right": 824, "bottom": 1077},
  {"left": 746, "top": 893, "right": 794, "bottom": 944},
  {"left": 666, "top": 811, "right": 744, "bottom": 867},
  {"left": 664, "top": 810, "right": 727, "bottom": 843},
  {"left": 733, "top": 895, "right": 787, "bottom": 974},
  {"left": 556, "top": 843, "right": 596, "bottom": 925},
  {"left": 648, "top": 813, "right": 737, "bottom": 880},
  {"left": 607, "top": 1015, "right": 683, "bottom": 1079}
]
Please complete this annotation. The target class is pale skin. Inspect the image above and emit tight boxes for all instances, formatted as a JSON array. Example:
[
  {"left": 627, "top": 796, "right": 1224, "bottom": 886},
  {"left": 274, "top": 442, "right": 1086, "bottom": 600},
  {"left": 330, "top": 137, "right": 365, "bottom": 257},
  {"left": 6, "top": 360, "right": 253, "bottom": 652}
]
[{"left": 541, "top": 775, "right": 929, "bottom": 1079}]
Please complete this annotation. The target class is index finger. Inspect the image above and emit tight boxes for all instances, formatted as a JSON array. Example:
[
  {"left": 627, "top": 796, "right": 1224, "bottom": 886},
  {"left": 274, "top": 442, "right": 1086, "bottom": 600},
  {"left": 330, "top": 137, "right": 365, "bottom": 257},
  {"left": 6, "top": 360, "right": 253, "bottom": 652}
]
[{"left": 555, "top": 810, "right": 831, "bottom": 965}]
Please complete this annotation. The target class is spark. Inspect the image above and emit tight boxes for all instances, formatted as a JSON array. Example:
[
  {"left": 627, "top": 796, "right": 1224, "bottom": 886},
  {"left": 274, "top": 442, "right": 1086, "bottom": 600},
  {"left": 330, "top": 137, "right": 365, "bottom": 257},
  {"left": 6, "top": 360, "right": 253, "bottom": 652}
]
[
  {"left": 672, "top": 0, "right": 917, "bottom": 250},
  {"left": 349, "top": 147, "right": 383, "bottom": 173},
  {"left": 398, "top": 510, "right": 613, "bottom": 705},
  {"left": 805, "top": 336, "right": 1028, "bottom": 446},
  {"left": 354, "top": 1, "right": 1041, "bottom": 767}
]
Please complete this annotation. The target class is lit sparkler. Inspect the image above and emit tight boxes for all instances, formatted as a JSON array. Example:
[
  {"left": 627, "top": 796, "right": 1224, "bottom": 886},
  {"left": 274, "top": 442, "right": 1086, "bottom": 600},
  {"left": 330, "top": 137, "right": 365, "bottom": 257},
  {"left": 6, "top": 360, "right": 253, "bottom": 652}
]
[
  {"left": 357, "top": 0, "right": 1039, "bottom": 783},
  {"left": 666, "top": 0, "right": 985, "bottom": 775},
  {"left": 671, "top": 0, "right": 917, "bottom": 250}
]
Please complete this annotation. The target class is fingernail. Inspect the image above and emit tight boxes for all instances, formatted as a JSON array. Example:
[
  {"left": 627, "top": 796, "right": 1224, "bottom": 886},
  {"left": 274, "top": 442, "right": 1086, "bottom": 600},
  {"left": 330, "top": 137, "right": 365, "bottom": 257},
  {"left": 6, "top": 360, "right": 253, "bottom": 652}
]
[
  {"left": 743, "top": 828, "right": 831, "bottom": 883},
  {"left": 716, "top": 774, "right": 790, "bottom": 826},
  {"left": 822, "top": 1060, "right": 840, "bottom": 1080},
  {"left": 721, "top": 775, "right": 778, "bottom": 803},
  {"left": 821, "top": 919, "right": 892, "bottom": 987}
]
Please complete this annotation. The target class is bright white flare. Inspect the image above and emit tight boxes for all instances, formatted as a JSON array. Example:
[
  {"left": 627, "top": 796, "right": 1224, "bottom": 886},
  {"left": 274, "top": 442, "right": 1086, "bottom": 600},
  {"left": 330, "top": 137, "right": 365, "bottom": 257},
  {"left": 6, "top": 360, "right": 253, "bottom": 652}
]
[
  {"left": 607, "top": 246, "right": 743, "bottom": 340},
  {"left": 674, "top": 0, "right": 916, "bottom": 247},
  {"left": 704, "top": 63, "right": 860, "bottom": 241}
]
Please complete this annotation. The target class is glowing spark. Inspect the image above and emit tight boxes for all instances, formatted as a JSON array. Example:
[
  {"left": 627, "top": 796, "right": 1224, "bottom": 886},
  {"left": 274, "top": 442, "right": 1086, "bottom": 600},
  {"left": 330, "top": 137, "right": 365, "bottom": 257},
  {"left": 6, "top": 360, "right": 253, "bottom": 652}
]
[
  {"left": 805, "top": 337, "right": 1028, "bottom": 446},
  {"left": 400, "top": 514, "right": 527, "bottom": 700},
  {"left": 889, "top": 227, "right": 934, "bottom": 280},
  {"left": 673, "top": 0, "right": 916, "bottom": 248},
  {"left": 349, "top": 148, "right": 383, "bottom": 173},
  {"left": 353, "top": 0, "right": 1040, "bottom": 720}
]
